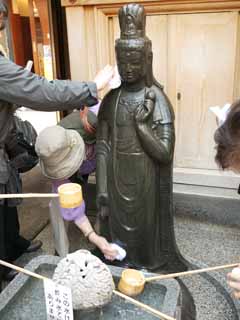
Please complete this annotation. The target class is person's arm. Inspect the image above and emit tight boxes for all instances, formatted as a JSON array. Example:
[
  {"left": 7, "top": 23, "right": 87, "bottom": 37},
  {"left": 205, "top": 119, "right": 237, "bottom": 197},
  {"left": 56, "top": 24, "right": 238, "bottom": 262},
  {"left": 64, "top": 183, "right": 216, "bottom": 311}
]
[
  {"left": 74, "top": 216, "right": 117, "bottom": 261},
  {"left": 53, "top": 179, "right": 117, "bottom": 260},
  {"left": 0, "top": 57, "right": 113, "bottom": 111}
]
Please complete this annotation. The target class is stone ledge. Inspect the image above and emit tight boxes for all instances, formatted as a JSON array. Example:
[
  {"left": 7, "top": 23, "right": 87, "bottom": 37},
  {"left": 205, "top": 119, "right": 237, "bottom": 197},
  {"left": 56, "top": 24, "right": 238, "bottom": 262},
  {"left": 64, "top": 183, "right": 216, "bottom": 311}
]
[{"left": 174, "top": 192, "right": 240, "bottom": 227}]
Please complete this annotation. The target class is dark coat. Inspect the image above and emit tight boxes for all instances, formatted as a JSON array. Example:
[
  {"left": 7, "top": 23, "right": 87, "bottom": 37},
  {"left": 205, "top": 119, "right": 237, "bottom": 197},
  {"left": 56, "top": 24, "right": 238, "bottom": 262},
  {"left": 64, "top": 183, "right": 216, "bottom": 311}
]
[{"left": 0, "top": 52, "right": 98, "bottom": 206}]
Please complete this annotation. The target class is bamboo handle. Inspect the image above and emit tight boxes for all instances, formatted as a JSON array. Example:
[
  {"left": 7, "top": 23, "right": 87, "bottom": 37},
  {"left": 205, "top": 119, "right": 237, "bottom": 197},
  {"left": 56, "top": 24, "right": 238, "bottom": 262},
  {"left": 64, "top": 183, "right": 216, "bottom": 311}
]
[
  {"left": 113, "top": 290, "right": 175, "bottom": 320},
  {"left": 0, "top": 259, "right": 47, "bottom": 280},
  {"left": 0, "top": 260, "right": 175, "bottom": 320},
  {"left": 0, "top": 193, "right": 59, "bottom": 199},
  {"left": 146, "top": 262, "right": 239, "bottom": 282}
]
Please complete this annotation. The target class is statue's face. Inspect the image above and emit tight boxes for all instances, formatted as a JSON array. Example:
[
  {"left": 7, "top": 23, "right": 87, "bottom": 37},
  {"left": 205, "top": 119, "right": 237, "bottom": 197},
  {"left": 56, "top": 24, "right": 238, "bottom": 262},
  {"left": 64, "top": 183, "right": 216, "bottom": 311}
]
[{"left": 116, "top": 47, "right": 146, "bottom": 84}]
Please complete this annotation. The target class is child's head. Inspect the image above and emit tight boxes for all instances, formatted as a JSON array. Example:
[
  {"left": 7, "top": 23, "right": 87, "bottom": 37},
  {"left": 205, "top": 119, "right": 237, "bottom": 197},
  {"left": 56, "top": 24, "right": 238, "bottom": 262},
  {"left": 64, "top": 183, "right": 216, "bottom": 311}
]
[
  {"left": 214, "top": 99, "right": 240, "bottom": 172},
  {"left": 35, "top": 125, "right": 85, "bottom": 180}
]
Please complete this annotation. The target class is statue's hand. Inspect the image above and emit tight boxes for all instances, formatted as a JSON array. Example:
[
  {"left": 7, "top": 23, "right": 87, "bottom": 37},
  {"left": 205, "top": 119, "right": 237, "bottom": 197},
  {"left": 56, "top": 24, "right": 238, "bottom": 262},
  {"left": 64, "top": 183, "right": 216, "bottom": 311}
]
[{"left": 135, "top": 90, "right": 155, "bottom": 124}]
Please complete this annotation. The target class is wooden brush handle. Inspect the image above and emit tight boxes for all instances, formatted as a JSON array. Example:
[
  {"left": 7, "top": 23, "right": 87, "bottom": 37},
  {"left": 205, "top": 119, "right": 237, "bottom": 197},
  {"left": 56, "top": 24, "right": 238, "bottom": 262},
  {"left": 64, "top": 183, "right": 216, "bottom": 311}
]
[{"left": 146, "top": 262, "right": 239, "bottom": 282}]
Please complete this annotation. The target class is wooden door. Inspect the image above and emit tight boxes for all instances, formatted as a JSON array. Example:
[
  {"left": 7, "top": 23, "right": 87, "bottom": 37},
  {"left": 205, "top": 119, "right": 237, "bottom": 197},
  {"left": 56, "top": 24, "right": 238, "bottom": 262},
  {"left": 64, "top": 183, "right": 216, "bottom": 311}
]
[
  {"left": 28, "top": 0, "right": 54, "bottom": 79},
  {"left": 167, "top": 12, "right": 238, "bottom": 171},
  {"left": 64, "top": 7, "right": 240, "bottom": 190},
  {"left": 110, "top": 12, "right": 239, "bottom": 190}
]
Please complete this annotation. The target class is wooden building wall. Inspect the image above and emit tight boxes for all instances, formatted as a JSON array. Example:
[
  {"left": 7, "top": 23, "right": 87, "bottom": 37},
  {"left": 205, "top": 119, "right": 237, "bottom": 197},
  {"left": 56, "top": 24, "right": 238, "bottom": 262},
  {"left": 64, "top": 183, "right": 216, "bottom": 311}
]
[{"left": 61, "top": 0, "right": 240, "bottom": 197}]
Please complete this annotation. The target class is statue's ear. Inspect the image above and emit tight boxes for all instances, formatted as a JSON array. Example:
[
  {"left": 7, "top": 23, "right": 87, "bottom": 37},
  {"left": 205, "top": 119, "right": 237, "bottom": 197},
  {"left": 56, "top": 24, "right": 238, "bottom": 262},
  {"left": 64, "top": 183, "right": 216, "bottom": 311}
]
[{"left": 146, "top": 51, "right": 153, "bottom": 87}]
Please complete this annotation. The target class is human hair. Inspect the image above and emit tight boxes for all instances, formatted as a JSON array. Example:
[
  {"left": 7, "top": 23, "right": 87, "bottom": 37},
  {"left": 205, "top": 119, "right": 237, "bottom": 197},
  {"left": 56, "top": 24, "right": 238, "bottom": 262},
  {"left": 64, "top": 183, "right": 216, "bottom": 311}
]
[
  {"left": 79, "top": 107, "right": 96, "bottom": 134},
  {"left": 214, "top": 99, "right": 240, "bottom": 170}
]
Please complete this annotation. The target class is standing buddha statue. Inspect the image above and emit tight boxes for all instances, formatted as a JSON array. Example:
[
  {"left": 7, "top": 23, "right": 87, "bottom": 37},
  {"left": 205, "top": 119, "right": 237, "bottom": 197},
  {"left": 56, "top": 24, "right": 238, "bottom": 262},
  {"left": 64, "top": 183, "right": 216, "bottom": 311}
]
[{"left": 96, "top": 3, "right": 187, "bottom": 272}]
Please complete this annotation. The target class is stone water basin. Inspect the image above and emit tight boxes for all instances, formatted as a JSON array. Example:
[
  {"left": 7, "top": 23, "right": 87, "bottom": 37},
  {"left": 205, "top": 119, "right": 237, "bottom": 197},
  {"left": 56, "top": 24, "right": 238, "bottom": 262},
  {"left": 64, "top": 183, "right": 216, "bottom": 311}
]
[{"left": 0, "top": 255, "right": 180, "bottom": 320}]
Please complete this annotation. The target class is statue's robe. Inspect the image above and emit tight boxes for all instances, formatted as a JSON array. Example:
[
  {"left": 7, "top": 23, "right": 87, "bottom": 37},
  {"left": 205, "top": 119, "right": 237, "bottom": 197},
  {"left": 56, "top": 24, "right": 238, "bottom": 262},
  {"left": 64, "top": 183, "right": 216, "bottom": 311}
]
[{"left": 97, "top": 84, "right": 186, "bottom": 271}]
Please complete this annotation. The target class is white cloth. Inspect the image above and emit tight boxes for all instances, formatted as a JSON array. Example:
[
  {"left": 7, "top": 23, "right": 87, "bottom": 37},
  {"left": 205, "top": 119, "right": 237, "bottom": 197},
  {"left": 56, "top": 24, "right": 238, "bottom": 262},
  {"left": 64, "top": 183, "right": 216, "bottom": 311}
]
[
  {"left": 209, "top": 103, "right": 231, "bottom": 126},
  {"left": 110, "top": 243, "right": 126, "bottom": 261},
  {"left": 108, "top": 65, "right": 121, "bottom": 89}
]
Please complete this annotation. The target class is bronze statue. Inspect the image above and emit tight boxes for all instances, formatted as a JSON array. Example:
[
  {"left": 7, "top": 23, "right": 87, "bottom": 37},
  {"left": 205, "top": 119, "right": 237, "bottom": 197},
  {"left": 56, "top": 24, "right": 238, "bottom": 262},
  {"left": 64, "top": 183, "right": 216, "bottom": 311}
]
[{"left": 96, "top": 3, "right": 186, "bottom": 272}]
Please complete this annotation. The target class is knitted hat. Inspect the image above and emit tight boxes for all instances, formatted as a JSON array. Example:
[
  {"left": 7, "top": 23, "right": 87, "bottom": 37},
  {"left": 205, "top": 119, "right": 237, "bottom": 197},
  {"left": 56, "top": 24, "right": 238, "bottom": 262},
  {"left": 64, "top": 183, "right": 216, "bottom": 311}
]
[{"left": 35, "top": 125, "right": 85, "bottom": 180}]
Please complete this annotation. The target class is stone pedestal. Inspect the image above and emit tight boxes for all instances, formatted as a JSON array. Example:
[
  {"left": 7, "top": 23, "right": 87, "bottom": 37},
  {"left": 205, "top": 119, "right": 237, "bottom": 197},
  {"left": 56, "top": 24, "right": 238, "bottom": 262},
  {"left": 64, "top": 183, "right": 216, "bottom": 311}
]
[{"left": 0, "top": 255, "right": 180, "bottom": 320}]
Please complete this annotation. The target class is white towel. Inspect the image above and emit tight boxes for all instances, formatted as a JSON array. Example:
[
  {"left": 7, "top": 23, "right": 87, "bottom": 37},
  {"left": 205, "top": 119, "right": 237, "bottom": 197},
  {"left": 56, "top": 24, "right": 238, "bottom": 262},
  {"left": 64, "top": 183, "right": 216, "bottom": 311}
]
[
  {"left": 108, "top": 66, "right": 121, "bottom": 89},
  {"left": 110, "top": 243, "right": 126, "bottom": 261}
]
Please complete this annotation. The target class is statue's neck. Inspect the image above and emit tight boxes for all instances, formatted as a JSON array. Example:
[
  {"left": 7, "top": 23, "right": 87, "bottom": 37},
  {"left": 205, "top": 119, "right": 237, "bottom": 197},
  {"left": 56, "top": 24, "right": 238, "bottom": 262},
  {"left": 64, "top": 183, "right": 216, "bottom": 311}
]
[{"left": 122, "top": 79, "right": 146, "bottom": 92}]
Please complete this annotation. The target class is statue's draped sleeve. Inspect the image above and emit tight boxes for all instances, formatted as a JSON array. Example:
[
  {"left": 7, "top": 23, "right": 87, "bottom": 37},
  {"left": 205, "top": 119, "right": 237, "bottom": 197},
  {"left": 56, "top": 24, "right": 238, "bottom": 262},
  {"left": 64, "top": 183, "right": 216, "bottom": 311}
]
[{"left": 96, "top": 92, "right": 112, "bottom": 198}]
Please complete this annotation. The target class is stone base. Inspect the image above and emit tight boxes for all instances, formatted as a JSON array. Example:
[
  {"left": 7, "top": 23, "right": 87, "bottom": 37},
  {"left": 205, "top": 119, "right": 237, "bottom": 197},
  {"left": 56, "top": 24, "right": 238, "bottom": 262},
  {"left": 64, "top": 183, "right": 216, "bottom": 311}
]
[{"left": 0, "top": 255, "right": 181, "bottom": 320}]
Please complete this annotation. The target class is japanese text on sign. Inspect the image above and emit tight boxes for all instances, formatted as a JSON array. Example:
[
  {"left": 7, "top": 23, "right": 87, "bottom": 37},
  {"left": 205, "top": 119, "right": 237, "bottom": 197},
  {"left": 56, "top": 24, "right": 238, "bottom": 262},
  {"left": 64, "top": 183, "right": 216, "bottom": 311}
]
[{"left": 44, "top": 279, "right": 74, "bottom": 320}]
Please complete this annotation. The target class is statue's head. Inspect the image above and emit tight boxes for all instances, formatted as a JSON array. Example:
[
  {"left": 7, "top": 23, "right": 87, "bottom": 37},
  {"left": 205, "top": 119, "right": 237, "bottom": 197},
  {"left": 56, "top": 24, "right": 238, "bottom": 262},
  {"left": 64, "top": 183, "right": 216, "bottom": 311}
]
[
  {"left": 115, "top": 4, "right": 153, "bottom": 87},
  {"left": 0, "top": 1, "right": 8, "bottom": 31}
]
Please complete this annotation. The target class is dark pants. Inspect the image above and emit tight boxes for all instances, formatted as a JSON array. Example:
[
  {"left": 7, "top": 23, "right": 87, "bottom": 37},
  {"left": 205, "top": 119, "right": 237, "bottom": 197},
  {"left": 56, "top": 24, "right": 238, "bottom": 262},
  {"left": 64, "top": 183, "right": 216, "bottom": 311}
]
[{"left": 0, "top": 204, "right": 30, "bottom": 290}]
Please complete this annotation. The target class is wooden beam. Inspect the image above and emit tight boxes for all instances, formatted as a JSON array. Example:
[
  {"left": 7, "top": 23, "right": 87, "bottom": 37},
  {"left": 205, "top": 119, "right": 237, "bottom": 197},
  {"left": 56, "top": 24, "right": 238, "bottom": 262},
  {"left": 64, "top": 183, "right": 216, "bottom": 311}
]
[
  {"left": 97, "top": 3, "right": 240, "bottom": 16},
  {"left": 61, "top": 0, "right": 240, "bottom": 11}
]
